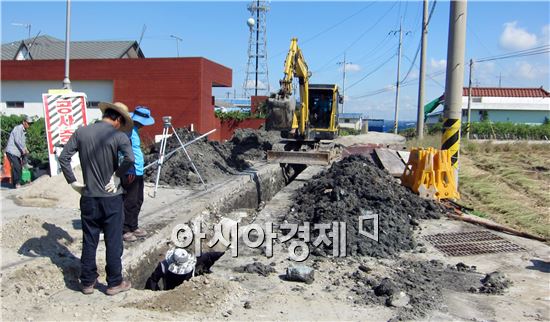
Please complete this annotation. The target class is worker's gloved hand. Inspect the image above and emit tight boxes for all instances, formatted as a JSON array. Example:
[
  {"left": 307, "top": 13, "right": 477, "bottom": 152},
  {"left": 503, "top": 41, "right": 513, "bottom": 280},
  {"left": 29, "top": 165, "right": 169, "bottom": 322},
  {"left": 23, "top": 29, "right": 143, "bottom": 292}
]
[
  {"left": 105, "top": 173, "right": 121, "bottom": 193},
  {"left": 70, "top": 181, "right": 86, "bottom": 195}
]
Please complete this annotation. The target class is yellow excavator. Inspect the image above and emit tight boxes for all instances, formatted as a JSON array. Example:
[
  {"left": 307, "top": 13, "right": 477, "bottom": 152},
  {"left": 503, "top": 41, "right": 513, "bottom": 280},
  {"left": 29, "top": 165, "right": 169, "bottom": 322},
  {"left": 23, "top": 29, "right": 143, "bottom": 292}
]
[{"left": 266, "top": 38, "right": 340, "bottom": 165}]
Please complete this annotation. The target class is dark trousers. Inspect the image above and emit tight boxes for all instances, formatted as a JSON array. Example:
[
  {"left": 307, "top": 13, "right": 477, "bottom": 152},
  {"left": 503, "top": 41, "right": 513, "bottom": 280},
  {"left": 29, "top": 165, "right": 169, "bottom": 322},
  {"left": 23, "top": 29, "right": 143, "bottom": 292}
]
[
  {"left": 122, "top": 176, "right": 144, "bottom": 233},
  {"left": 79, "top": 195, "right": 124, "bottom": 287},
  {"left": 6, "top": 152, "right": 22, "bottom": 187}
]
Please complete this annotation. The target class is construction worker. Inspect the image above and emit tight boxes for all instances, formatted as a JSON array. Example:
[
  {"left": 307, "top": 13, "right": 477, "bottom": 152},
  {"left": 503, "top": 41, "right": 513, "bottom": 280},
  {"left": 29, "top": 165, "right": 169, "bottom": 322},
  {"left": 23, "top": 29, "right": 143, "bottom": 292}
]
[
  {"left": 4, "top": 115, "right": 35, "bottom": 188},
  {"left": 122, "top": 106, "right": 155, "bottom": 242},
  {"left": 59, "top": 102, "right": 135, "bottom": 296},
  {"left": 145, "top": 248, "right": 225, "bottom": 291}
]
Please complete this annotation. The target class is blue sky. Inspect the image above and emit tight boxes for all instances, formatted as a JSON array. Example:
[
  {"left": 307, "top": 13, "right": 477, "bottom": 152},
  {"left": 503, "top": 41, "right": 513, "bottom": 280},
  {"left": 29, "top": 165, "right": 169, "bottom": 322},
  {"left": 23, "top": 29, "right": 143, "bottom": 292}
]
[{"left": 2, "top": 1, "right": 549, "bottom": 120}]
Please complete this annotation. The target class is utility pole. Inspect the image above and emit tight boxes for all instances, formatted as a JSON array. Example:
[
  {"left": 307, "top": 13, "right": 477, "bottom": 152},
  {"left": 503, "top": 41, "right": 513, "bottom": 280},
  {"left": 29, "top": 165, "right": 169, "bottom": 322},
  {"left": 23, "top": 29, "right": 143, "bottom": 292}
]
[
  {"left": 416, "top": 0, "right": 429, "bottom": 140},
  {"left": 337, "top": 52, "right": 350, "bottom": 114},
  {"left": 466, "top": 58, "right": 473, "bottom": 140},
  {"left": 254, "top": 0, "right": 261, "bottom": 97},
  {"left": 441, "top": 0, "right": 468, "bottom": 183},
  {"left": 62, "top": 0, "right": 71, "bottom": 90},
  {"left": 498, "top": 72, "right": 502, "bottom": 87},
  {"left": 391, "top": 17, "right": 407, "bottom": 134},
  {"left": 170, "top": 35, "right": 182, "bottom": 57}
]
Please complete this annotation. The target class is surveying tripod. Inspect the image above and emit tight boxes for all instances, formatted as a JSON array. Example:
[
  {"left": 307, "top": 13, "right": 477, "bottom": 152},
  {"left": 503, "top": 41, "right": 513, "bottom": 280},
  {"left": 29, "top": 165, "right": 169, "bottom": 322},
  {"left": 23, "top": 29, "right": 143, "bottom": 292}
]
[{"left": 152, "top": 116, "right": 206, "bottom": 197}]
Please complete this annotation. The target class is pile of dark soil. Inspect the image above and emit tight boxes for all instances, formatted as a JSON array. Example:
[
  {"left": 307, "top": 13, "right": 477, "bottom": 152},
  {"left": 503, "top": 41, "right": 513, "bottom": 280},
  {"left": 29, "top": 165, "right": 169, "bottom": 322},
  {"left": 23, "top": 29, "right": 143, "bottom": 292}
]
[
  {"left": 476, "top": 271, "right": 512, "bottom": 294},
  {"left": 143, "top": 128, "right": 280, "bottom": 186},
  {"left": 348, "top": 260, "right": 505, "bottom": 320},
  {"left": 234, "top": 262, "right": 276, "bottom": 277},
  {"left": 285, "top": 155, "right": 445, "bottom": 258}
]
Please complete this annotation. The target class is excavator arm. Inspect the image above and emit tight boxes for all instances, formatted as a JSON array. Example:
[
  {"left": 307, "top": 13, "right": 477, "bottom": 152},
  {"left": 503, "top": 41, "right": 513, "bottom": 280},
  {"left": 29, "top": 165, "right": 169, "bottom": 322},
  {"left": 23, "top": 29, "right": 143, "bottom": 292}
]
[{"left": 267, "top": 38, "right": 310, "bottom": 137}]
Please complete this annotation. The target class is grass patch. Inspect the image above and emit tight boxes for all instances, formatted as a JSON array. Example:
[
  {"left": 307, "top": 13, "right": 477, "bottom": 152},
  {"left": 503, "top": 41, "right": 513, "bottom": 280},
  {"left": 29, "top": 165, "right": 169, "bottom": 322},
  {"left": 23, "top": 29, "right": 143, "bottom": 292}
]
[{"left": 405, "top": 135, "right": 550, "bottom": 239}]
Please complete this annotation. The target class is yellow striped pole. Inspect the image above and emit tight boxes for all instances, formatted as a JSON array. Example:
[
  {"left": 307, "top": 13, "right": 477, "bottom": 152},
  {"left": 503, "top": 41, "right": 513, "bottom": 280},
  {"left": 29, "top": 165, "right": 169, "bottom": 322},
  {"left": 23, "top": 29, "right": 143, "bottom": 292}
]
[{"left": 441, "top": 118, "right": 461, "bottom": 168}]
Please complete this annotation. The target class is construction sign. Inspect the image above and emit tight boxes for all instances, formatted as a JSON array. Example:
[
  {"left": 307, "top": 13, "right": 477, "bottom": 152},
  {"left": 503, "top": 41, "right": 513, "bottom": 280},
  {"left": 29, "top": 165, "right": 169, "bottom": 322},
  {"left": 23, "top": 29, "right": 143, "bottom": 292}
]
[{"left": 42, "top": 89, "right": 88, "bottom": 176}]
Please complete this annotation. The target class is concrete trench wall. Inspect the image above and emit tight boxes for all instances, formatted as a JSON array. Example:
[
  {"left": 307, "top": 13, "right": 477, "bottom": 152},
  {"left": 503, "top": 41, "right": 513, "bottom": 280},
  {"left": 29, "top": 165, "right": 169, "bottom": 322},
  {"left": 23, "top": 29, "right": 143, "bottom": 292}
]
[{"left": 124, "top": 163, "right": 291, "bottom": 289}]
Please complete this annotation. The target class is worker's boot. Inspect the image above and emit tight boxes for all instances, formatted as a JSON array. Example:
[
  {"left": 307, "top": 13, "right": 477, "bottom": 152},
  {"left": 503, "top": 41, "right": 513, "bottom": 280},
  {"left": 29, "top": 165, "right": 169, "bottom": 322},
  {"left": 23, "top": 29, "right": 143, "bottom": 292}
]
[
  {"left": 106, "top": 280, "right": 131, "bottom": 296},
  {"left": 81, "top": 280, "right": 97, "bottom": 295},
  {"left": 132, "top": 228, "right": 147, "bottom": 238},
  {"left": 123, "top": 232, "right": 137, "bottom": 242}
]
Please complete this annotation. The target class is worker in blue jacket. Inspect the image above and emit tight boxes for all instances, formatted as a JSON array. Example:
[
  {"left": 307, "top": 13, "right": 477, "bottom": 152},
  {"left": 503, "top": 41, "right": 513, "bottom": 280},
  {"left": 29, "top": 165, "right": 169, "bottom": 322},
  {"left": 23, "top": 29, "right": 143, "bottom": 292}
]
[{"left": 122, "top": 106, "right": 155, "bottom": 242}]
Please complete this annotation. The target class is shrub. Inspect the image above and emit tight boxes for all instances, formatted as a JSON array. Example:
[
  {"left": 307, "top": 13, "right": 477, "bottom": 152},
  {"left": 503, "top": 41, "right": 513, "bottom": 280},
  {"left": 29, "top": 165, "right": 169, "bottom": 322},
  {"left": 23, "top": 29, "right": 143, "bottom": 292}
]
[
  {"left": 427, "top": 121, "right": 550, "bottom": 140},
  {"left": 339, "top": 127, "right": 360, "bottom": 136}
]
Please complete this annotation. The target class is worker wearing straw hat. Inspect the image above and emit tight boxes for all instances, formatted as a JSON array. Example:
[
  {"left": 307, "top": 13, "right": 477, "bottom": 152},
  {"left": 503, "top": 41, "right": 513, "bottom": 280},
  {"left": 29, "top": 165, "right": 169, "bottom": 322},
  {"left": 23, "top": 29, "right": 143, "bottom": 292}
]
[{"left": 59, "top": 102, "right": 135, "bottom": 296}]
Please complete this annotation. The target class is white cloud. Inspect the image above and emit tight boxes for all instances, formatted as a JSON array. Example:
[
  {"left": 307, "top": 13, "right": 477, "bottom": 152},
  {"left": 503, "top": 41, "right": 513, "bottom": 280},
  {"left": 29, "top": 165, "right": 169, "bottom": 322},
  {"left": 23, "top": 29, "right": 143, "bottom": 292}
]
[
  {"left": 338, "top": 63, "right": 361, "bottom": 73},
  {"left": 429, "top": 58, "right": 447, "bottom": 71},
  {"left": 542, "top": 24, "right": 550, "bottom": 45},
  {"left": 244, "top": 79, "right": 267, "bottom": 89},
  {"left": 515, "top": 61, "right": 548, "bottom": 80},
  {"left": 345, "top": 63, "right": 361, "bottom": 72},
  {"left": 499, "top": 21, "right": 538, "bottom": 51}
]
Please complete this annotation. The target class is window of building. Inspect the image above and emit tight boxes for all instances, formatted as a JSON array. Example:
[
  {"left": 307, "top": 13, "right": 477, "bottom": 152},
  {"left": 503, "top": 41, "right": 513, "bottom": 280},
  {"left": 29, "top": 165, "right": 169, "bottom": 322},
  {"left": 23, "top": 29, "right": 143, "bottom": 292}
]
[
  {"left": 344, "top": 118, "right": 350, "bottom": 123},
  {"left": 6, "top": 101, "right": 24, "bottom": 108},
  {"left": 87, "top": 101, "right": 100, "bottom": 109},
  {"left": 472, "top": 97, "right": 482, "bottom": 103},
  {"left": 462, "top": 110, "right": 468, "bottom": 117}
]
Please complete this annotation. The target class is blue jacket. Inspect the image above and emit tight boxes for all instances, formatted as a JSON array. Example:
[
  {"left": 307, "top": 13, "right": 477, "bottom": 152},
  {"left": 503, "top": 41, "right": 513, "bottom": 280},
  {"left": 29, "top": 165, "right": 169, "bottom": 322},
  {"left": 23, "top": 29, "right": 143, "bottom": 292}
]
[{"left": 127, "top": 126, "right": 144, "bottom": 176}]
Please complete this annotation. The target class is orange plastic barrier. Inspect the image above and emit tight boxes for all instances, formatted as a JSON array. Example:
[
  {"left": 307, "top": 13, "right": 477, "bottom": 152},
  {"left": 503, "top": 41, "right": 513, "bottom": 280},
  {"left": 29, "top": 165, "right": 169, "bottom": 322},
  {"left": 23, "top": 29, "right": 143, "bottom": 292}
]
[{"left": 401, "top": 147, "right": 459, "bottom": 200}]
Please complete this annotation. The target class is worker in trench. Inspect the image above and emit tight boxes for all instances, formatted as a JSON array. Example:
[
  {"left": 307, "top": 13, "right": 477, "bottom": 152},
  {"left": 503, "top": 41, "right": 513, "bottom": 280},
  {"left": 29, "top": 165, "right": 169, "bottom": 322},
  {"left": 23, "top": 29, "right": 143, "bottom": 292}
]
[
  {"left": 145, "top": 248, "right": 225, "bottom": 291},
  {"left": 121, "top": 106, "right": 155, "bottom": 242}
]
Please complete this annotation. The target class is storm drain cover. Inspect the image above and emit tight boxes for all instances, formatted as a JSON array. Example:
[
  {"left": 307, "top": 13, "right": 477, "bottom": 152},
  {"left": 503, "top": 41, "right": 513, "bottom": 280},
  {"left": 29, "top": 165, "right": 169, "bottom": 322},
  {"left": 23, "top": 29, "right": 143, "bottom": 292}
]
[{"left": 424, "top": 230, "right": 526, "bottom": 256}]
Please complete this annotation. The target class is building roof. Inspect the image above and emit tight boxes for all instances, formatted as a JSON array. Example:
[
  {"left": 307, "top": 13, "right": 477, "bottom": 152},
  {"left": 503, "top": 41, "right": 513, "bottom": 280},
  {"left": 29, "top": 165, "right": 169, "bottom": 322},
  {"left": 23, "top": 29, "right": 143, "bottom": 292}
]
[
  {"left": 338, "top": 113, "right": 366, "bottom": 119},
  {"left": 462, "top": 87, "right": 549, "bottom": 98},
  {"left": 1, "top": 35, "right": 144, "bottom": 60}
]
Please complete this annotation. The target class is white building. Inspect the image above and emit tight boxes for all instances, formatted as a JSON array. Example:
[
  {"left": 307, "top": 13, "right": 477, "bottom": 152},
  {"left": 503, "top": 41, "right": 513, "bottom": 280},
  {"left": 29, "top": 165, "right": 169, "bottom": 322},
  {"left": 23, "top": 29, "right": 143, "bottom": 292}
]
[
  {"left": 426, "top": 87, "right": 550, "bottom": 125},
  {"left": 1, "top": 35, "right": 143, "bottom": 121},
  {"left": 338, "top": 113, "right": 367, "bottom": 130}
]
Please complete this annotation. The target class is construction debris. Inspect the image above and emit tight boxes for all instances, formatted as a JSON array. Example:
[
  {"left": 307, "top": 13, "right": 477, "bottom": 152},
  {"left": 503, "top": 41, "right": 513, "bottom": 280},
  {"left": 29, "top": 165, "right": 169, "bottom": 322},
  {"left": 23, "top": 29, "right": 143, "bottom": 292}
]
[
  {"left": 234, "top": 262, "right": 276, "bottom": 277},
  {"left": 285, "top": 265, "right": 315, "bottom": 284},
  {"left": 286, "top": 155, "right": 445, "bottom": 258},
  {"left": 143, "top": 128, "right": 280, "bottom": 186}
]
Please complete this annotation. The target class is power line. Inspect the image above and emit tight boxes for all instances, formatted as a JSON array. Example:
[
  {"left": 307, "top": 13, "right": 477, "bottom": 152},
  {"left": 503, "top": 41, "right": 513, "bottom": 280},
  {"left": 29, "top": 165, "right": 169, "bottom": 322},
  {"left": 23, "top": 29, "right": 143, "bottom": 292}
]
[
  {"left": 311, "top": 2, "right": 399, "bottom": 74},
  {"left": 269, "top": 3, "right": 376, "bottom": 61},
  {"left": 476, "top": 45, "right": 550, "bottom": 62},
  {"left": 345, "top": 53, "right": 397, "bottom": 90},
  {"left": 400, "top": 0, "right": 437, "bottom": 84},
  {"left": 350, "top": 69, "right": 444, "bottom": 99},
  {"left": 301, "top": 2, "right": 376, "bottom": 46}
]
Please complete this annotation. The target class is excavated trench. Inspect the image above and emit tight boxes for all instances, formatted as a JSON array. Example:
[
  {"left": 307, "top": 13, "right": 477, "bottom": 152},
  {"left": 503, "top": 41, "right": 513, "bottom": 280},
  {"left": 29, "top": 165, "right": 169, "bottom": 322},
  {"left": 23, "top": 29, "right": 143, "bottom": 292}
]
[{"left": 126, "top": 163, "right": 306, "bottom": 290}]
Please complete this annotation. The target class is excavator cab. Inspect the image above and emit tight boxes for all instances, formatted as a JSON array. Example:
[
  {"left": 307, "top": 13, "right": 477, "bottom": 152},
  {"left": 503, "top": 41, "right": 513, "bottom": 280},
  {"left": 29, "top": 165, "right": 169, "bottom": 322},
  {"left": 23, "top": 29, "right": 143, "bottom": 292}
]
[{"left": 307, "top": 84, "right": 339, "bottom": 140}]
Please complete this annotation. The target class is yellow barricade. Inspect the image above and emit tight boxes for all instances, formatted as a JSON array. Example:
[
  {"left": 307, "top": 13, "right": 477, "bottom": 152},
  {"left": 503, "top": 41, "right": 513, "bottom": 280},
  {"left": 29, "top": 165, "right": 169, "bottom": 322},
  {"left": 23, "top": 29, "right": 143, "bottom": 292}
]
[{"left": 401, "top": 147, "right": 459, "bottom": 200}]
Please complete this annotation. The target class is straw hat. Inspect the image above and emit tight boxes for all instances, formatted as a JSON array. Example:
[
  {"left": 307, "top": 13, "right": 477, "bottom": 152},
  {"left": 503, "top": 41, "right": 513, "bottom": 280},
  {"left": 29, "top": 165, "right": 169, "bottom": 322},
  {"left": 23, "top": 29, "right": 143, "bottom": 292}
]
[
  {"left": 165, "top": 248, "right": 197, "bottom": 275},
  {"left": 98, "top": 102, "right": 134, "bottom": 132}
]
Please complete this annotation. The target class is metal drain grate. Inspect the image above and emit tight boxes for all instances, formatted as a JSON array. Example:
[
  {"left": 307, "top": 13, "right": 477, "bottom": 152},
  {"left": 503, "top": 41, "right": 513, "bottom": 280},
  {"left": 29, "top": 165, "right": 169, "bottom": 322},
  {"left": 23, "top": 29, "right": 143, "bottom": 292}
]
[{"left": 424, "top": 230, "right": 526, "bottom": 256}]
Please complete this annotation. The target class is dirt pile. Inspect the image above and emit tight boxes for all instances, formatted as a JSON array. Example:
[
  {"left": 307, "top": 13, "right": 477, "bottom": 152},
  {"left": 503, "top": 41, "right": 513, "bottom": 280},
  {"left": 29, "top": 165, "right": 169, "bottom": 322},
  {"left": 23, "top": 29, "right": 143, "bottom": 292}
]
[
  {"left": 234, "top": 261, "right": 276, "bottom": 277},
  {"left": 348, "top": 260, "right": 506, "bottom": 320},
  {"left": 285, "top": 155, "right": 444, "bottom": 258},
  {"left": 143, "top": 128, "right": 280, "bottom": 186},
  {"left": 477, "top": 271, "right": 512, "bottom": 294},
  {"left": 128, "top": 275, "right": 240, "bottom": 314}
]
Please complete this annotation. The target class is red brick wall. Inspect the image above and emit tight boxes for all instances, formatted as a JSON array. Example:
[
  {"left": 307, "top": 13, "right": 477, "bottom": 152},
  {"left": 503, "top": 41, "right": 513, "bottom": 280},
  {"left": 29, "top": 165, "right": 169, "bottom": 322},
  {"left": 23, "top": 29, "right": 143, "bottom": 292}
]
[{"left": 1, "top": 57, "right": 231, "bottom": 141}]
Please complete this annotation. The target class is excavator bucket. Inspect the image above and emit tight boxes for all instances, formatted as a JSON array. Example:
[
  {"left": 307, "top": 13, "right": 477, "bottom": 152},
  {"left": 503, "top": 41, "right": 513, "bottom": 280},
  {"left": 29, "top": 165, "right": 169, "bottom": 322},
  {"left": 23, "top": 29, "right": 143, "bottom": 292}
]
[
  {"left": 265, "top": 96, "right": 295, "bottom": 131},
  {"left": 267, "top": 150, "right": 332, "bottom": 165}
]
